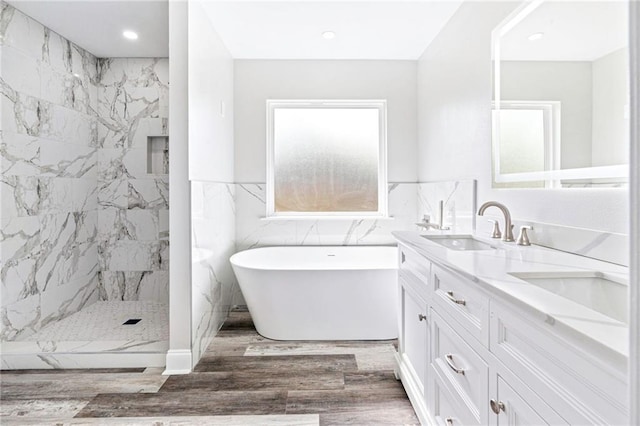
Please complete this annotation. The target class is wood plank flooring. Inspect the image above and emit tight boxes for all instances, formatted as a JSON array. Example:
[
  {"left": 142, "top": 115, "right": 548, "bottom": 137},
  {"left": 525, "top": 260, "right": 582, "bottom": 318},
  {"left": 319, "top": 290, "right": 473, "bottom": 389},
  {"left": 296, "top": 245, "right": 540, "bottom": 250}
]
[{"left": 1, "top": 309, "right": 419, "bottom": 425}]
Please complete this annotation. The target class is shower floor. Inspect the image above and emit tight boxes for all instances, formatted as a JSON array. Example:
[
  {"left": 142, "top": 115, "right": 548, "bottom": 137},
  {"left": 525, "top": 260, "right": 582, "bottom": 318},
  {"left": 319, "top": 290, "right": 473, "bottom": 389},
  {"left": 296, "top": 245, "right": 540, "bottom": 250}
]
[
  {"left": 2, "top": 301, "right": 169, "bottom": 370},
  {"left": 18, "top": 301, "right": 169, "bottom": 342}
]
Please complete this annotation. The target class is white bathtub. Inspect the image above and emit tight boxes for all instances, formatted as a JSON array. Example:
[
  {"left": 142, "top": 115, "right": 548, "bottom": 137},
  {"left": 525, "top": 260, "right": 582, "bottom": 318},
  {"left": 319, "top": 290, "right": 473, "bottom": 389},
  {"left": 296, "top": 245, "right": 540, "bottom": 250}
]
[{"left": 229, "top": 246, "right": 398, "bottom": 341}]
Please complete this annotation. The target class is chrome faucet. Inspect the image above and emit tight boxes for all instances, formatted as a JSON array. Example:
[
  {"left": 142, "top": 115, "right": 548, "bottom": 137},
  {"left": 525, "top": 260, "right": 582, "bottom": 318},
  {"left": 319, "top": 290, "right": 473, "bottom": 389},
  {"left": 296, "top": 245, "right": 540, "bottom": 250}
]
[
  {"left": 416, "top": 200, "right": 450, "bottom": 231},
  {"left": 478, "top": 201, "right": 514, "bottom": 242}
]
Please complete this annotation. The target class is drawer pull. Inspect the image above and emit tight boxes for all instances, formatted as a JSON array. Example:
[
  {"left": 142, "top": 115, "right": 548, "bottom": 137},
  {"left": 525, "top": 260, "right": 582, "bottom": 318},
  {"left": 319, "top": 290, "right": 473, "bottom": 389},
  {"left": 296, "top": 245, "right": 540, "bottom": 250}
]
[
  {"left": 445, "top": 353, "right": 465, "bottom": 375},
  {"left": 445, "top": 417, "right": 455, "bottom": 425},
  {"left": 490, "top": 399, "right": 505, "bottom": 414},
  {"left": 418, "top": 313, "right": 427, "bottom": 321},
  {"left": 446, "top": 291, "right": 466, "bottom": 306}
]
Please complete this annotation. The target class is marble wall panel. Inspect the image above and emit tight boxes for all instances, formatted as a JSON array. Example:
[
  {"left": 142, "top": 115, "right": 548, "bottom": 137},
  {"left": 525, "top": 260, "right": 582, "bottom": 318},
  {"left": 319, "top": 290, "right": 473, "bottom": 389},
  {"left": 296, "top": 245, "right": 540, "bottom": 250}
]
[
  {"left": 0, "top": 2, "right": 100, "bottom": 341},
  {"left": 98, "top": 270, "right": 169, "bottom": 302},
  {"left": 95, "top": 58, "right": 170, "bottom": 304},
  {"left": 417, "top": 180, "right": 477, "bottom": 233},
  {"left": 235, "top": 182, "right": 420, "bottom": 251},
  {"left": 0, "top": 132, "right": 40, "bottom": 176},
  {"left": 191, "top": 181, "right": 237, "bottom": 366}
]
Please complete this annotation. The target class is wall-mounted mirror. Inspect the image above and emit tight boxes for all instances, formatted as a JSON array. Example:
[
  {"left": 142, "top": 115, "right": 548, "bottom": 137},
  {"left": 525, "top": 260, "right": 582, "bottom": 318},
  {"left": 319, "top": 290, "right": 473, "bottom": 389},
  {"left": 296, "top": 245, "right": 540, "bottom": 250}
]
[{"left": 492, "top": 0, "right": 629, "bottom": 188}]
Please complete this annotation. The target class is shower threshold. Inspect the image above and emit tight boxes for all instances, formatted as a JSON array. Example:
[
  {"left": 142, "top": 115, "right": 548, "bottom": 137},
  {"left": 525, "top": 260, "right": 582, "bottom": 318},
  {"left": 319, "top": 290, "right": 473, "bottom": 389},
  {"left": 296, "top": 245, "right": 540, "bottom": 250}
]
[{"left": 1, "top": 301, "right": 168, "bottom": 370}]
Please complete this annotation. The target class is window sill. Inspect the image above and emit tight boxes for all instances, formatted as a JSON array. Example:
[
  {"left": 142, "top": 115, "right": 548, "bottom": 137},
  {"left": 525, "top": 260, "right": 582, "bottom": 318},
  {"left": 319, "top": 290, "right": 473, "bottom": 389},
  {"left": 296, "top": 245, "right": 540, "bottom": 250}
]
[{"left": 260, "top": 216, "right": 395, "bottom": 221}]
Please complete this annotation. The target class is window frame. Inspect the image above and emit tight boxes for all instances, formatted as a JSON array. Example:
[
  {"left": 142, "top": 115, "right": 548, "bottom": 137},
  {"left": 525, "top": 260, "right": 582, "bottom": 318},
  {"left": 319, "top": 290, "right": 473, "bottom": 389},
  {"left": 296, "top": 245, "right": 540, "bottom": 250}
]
[{"left": 266, "top": 99, "right": 388, "bottom": 218}]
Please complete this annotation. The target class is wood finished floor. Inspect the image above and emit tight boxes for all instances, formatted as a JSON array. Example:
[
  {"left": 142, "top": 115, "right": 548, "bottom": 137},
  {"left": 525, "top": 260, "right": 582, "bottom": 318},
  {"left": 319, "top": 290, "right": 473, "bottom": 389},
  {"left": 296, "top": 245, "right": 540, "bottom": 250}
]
[{"left": 1, "top": 310, "right": 419, "bottom": 425}]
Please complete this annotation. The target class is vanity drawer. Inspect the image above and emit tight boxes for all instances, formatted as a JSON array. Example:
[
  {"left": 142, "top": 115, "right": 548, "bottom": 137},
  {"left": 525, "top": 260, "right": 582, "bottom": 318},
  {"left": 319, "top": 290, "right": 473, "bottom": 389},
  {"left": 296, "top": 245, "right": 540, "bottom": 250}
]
[
  {"left": 399, "top": 246, "right": 431, "bottom": 285},
  {"left": 431, "top": 309, "right": 489, "bottom": 425},
  {"left": 432, "top": 264, "right": 489, "bottom": 346},
  {"left": 490, "top": 302, "right": 628, "bottom": 425},
  {"left": 432, "top": 368, "right": 479, "bottom": 426}
]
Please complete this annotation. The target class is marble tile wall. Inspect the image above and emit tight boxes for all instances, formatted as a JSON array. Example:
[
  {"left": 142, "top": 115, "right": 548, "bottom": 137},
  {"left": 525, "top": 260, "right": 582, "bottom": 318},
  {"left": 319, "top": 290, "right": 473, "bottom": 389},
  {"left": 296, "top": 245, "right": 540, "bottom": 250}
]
[
  {"left": 235, "top": 183, "right": 417, "bottom": 251},
  {"left": 417, "top": 180, "right": 477, "bottom": 233},
  {"left": 1, "top": 2, "right": 100, "bottom": 341},
  {"left": 235, "top": 181, "right": 477, "bottom": 252},
  {"left": 95, "top": 58, "right": 170, "bottom": 304},
  {"left": 191, "top": 181, "right": 238, "bottom": 365}
]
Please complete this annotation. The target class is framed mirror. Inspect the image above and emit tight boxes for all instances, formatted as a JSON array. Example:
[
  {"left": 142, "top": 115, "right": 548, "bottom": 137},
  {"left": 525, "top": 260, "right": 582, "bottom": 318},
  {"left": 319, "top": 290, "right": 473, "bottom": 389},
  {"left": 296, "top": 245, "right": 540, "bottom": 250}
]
[{"left": 492, "top": 0, "right": 629, "bottom": 188}]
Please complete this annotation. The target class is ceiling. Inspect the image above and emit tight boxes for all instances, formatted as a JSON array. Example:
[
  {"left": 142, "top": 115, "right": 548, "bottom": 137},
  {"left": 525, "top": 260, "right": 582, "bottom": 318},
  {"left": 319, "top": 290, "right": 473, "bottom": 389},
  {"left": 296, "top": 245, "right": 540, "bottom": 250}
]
[
  {"left": 201, "top": 1, "right": 463, "bottom": 60},
  {"left": 7, "top": 0, "right": 463, "bottom": 60},
  {"left": 500, "top": 1, "right": 628, "bottom": 62},
  {"left": 7, "top": 0, "right": 169, "bottom": 58}
]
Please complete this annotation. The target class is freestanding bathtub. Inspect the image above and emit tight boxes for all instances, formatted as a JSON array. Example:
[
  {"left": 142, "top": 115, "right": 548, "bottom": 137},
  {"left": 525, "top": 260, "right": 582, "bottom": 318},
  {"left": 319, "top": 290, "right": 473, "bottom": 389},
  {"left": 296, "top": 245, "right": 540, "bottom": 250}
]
[{"left": 230, "top": 246, "right": 398, "bottom": 340}]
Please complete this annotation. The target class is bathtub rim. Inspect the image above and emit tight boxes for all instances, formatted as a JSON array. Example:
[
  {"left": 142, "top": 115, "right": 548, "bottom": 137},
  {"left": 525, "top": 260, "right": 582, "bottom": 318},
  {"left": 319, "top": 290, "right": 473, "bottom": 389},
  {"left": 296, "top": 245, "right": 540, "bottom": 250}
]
[{"left": 229, "top": 245, "right": 399, "bottom": 271}]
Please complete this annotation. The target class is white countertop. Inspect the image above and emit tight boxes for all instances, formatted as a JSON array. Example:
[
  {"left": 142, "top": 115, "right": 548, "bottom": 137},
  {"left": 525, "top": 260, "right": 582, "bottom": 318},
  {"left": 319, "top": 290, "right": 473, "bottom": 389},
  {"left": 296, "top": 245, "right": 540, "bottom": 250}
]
[{"left": 393, "top": 230, "right": 629, "bottom": 365}]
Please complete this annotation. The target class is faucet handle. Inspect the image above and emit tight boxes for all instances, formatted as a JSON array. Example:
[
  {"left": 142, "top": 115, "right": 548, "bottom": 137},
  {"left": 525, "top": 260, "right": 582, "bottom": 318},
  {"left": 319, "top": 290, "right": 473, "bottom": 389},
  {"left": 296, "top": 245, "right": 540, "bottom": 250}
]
[
  {"left": 487, "top": 220, "right": 501, "bottom": 239},
  {"left": 516, "top": 225, "right": 533, "bottom": 246}
]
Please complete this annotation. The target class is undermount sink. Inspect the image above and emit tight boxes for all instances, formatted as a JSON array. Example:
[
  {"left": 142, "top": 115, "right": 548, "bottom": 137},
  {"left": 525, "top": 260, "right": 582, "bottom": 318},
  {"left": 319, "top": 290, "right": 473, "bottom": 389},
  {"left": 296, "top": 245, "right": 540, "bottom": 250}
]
[
  {"left": 509, "top": 271, "right": 628, "bottom": 323},
  {"left": 422, "top": 234, "right": 497, "bottom": 251}
]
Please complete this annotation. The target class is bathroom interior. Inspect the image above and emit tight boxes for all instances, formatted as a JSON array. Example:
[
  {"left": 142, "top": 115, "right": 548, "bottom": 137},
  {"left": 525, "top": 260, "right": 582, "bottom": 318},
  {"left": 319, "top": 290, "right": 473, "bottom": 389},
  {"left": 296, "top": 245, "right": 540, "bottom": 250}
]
[{"left": 0, "top": 0, "right": 638, "bottom": 424}]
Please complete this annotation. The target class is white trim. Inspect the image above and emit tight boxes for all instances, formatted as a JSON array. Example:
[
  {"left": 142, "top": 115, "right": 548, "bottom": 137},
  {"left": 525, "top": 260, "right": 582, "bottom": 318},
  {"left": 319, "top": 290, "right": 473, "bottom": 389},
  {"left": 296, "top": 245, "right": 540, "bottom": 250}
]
[
  {"left": 168, "top": 0, "right": 193, "bottom": 374},
  {"left": 628, "top": 0, "right": 639, "bottom": 423},
  {"left": 494, "top": 164, "right": 628, "bottom": 184},
  {"left": 265, "top": 99, "right": 388, "bottom": 217},
  {"left": 163, "top": 349, "right": 193, "bottom": 375}
]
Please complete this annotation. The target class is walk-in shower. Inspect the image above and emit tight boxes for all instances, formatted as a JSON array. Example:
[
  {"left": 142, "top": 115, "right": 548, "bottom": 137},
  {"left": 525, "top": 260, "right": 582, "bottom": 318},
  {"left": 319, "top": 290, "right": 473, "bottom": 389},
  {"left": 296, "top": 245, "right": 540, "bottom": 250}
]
[{"left": 0, "top": 3, "right": 170, "bottom": 368}]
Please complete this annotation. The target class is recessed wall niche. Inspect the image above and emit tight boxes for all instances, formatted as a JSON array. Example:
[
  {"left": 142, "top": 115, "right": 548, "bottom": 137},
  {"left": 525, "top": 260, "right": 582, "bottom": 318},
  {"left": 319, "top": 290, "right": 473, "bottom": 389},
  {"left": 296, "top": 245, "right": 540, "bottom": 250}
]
[{"left": 147, "top": 136, "right": 169, "bottom": 174}]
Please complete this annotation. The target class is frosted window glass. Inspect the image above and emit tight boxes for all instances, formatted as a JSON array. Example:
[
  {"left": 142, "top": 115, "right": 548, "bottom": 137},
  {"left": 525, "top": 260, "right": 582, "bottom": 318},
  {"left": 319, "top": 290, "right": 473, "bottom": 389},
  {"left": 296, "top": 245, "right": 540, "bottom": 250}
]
[
  {"left": 273, "top": 108, "right": 380, "bottom": 213},
  {"left": 498, "top": 109, "right": 545, "bottom": 174}
]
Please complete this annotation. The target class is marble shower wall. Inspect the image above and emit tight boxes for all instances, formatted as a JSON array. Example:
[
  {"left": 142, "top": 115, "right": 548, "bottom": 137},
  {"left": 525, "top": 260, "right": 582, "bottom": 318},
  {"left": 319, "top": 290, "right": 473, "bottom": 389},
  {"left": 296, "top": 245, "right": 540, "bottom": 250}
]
[
  {"left": 1, "top": 2, "right": 100, "bottom": 340},
  {"left": 191, "top": 181, "right": 238, "bottom": 365},
  {"left": 95, "top": 58, "right": 170, "bottom": 303}
]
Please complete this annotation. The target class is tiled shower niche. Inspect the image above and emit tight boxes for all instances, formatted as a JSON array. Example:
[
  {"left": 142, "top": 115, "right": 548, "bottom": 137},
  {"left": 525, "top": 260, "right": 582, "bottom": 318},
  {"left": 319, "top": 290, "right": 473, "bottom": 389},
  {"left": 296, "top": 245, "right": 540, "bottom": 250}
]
[{"left": 147, "top": 136, "right": 169, "bottom": 175}]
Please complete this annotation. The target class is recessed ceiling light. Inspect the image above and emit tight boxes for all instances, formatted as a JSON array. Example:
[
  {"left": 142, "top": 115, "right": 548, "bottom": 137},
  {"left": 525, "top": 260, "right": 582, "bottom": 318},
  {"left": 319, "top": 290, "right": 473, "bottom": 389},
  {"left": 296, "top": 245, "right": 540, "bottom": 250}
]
[
  {"left": 527, "top": 32, "right": 544, "bottom": 41},
  {"left": 123, "top": 30, "right": 139, "bottom": 40},
  {"left": 322, "top": 31, "right": 336, "bottom": 40}
]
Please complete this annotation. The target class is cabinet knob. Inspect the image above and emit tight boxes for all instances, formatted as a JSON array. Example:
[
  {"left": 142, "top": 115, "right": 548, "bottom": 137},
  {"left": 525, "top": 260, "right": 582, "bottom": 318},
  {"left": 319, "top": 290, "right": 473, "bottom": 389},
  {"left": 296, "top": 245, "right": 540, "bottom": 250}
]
[
  {"left": 418, "top": 313, "right": 427, "bottom": 322},
  {"left": 490, "top": 399, "right": 505, "bottom": 414}
]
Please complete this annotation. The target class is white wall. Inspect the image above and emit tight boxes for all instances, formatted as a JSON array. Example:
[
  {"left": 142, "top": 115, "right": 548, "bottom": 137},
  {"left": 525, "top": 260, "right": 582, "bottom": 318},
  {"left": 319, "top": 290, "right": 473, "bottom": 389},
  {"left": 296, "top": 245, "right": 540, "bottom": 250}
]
[
  {"left": 417, "top": 1, "right": 628, "bottom": 234},
  {"left": 592, "top": 48, "right": 629, "bottom": 167},
  {"left": 234, "top": 60, "right": 418, "bottom": 183},
  {"left": 188, "top": 1, "right": 234, "bottom": 182}
]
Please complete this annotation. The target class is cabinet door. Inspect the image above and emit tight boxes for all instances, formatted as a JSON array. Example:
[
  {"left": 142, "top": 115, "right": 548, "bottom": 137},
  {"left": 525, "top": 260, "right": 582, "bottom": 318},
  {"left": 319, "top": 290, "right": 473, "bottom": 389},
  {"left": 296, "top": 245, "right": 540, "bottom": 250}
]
[
  {"left": 400, "top": 277, "right": 429, "bottom": 393},
  {"left": 494, "top": 376, "right": 567, "bottom": 426}
]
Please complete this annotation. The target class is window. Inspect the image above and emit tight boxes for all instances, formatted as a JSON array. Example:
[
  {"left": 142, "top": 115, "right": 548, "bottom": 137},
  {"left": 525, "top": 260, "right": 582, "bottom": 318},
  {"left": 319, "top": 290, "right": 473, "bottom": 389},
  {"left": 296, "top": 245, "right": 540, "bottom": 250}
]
[
  {"left": 266, "top": 100, "right": 387, "bottom": 217},
  {"left": 492, "top": 100, "right": 561, "bottom": 188}
]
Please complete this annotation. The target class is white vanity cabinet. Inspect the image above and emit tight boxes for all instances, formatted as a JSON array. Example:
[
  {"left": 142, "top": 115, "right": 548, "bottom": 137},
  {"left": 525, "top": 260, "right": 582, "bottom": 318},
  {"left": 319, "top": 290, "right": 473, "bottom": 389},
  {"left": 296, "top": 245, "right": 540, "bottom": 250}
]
[
  {"left": 397, "top": 247, "right": 431, "bottom": 422},
  {"left": 395, "top": 241, "right": 627, "bottom": 426}
]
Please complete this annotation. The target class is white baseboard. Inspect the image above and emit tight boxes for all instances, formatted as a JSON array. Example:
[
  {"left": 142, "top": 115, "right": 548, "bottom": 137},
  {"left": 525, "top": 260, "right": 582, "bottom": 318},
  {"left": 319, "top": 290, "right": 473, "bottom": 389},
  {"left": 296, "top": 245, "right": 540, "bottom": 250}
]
[{"left": 163, "top": 349, "right": 192, "bottom": 375}]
